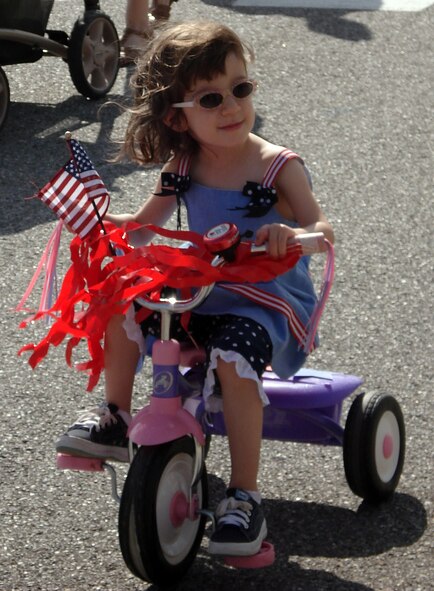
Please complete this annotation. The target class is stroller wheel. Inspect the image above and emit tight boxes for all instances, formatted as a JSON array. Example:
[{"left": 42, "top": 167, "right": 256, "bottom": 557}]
[
  {"left": 0, "top": 67, "right": 10, "bottom": 132},
  {"left": 68, "top": 11, "right": 119, "bottom": 100}
]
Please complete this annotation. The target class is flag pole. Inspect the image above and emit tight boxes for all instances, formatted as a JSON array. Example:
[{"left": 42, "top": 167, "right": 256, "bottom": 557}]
[{"left": 64, "top": 131, "right": 107, "bottom": 235}]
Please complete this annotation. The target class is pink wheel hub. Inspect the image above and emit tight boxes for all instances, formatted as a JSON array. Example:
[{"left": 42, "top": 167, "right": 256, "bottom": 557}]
[
  {"left": 169, "top": 491, "right": 199, "bottom": 527},
  {"left": 383, "top": 433, "right": 394, "bottom": 459},
  {"left": 375, "top": 410, "right": 401, "bottom": 483}
]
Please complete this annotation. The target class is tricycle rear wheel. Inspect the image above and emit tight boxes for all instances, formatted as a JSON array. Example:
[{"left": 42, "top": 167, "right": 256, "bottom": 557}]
[
  {"left": 343, "top": 392, "right": 405, "bottom": 502},
  {"left": 119, "top": 436, "right": 208, "bottom": 586}
]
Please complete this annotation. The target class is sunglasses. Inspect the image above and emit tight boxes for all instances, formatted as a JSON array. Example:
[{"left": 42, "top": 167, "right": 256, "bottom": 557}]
[{"left": 172, "top": 79, "right": 257, "bottom": 110}]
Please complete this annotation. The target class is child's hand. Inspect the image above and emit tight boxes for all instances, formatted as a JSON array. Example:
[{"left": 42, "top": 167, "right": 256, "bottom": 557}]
[{"left": 255, "top": 223, "right": 298, "bottom": 259}]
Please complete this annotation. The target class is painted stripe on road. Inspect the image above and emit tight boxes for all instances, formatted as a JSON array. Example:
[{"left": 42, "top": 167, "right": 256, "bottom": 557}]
[{"left": 233, "top": 0, "right": 433, "bottom": 11}]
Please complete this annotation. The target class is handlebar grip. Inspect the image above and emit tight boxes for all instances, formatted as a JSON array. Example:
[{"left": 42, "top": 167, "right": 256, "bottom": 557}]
[
  {"left": 291, "top": 232, "right": 327, "bottom": 254},
  {"left": 251, "top": 232, "right": 327, "bottom": 256}
]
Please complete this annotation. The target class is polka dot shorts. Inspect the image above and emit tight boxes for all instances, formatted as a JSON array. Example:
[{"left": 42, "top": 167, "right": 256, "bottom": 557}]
[{"left": 141, "top": 312, "right": 273, "bottom": 380}]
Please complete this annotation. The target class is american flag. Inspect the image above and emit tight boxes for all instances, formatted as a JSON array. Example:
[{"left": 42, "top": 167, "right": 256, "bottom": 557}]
[{"left": 37, "top": 138, "right": 110, "bottom": 238}]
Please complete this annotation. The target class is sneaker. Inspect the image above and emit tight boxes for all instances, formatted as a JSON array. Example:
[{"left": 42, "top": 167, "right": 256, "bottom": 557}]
[
  {"left": 208, "top": 488, "right": 267, "bottom": 556},
  {"left": 55, "top": 403, "right": 131, "bottom": 462}
]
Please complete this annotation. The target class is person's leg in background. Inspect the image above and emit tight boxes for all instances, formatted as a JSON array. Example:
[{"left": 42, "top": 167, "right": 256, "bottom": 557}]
[
  {"left": 121, "top": 0, "right": 152, "bottom": 65},
  {"left": 150, "top": 0, "right": 175, "bottom": 21},
  {"left": 121, "top": 0, "right": 177, "bottom": 65}
]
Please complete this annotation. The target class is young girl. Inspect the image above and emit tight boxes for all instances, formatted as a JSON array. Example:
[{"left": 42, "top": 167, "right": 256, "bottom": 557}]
[{"left": 56, "top": 21, "right": 334, "bottom": 557}]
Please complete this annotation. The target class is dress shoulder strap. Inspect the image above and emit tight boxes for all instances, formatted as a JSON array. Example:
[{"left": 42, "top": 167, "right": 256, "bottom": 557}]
[
  {"left": 261, "top": 148, "right": 301, "bottom": 187},
  {"left": 177, "top": 154, "right": 192, "bottom": 177}
]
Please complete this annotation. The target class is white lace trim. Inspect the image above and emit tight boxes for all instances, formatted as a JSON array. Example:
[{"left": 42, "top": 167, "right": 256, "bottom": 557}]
[
  {"left": 122, "top": 305, "right": 146, "bottom": 354},
  {"left": 203, "top": 348, "right": 270, "bottom": 413}
]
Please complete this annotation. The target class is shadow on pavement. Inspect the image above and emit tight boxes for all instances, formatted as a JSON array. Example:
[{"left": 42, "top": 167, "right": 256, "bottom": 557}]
[
  {"left": 264, "top": 492, "right": 426, "bottom": 558},
  {"left": 201, "top": 3, "right": 374, "bottom": 42},
  {"left": 205, "top": 474, "right": 426, "bottom": 559},
  {"left": 156, "top": 476, "right": 426, "bottom": 590},
  {"left": 305, "top": 11, "right": 374, "bottom": 41},
  {"left": 0, "top": 86, "right": 150, "bottom": 235},
  {"left": 184, "top": 557, "right": 376, "bottom": 590}
]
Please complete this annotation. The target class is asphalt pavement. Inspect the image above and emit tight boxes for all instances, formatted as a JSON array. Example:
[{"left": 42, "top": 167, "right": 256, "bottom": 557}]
[{"left": 0, "top": 1, "right": 432, "bottom": 590}]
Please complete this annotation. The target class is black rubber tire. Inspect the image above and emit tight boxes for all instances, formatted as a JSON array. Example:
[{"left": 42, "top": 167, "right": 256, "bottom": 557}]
[
  {"left": 204, "top": 434, "right": 212, "bottom": 458},
  {"left": 119, "top": 437, "right": 208, "bottom": 586},
  {"left": 344, "top": 392, "right": 405, "bottom": 503},
  {"left": 68, "top": 11, "right": 119, "bottom": 99},
  {"left": 0, "top": 67, "right": 10, "bottom": 132}
]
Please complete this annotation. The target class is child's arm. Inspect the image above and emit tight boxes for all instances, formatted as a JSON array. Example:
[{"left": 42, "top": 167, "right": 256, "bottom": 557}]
[
  {"left": 255, "top": 158, "right": 334, "bottom": 259},
  {"left": 105, "top": 163, "right": 178, "bottom": 246}
]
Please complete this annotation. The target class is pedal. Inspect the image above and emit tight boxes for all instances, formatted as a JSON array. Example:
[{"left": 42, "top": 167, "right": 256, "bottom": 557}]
[
  {"left": 56, "top": 453, "right": 104, "bottom": 472},
  {"left": 56, "top": 454, "right": 121, "bottom": 503},
  {"left": 224, "top": 541, "right": 275, "bottom": 569}
]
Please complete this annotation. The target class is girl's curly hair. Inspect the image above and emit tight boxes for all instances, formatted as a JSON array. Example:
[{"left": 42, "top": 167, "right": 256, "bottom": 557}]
[{"left": 120, "top": 21, "right": 254, "bottom": 165}]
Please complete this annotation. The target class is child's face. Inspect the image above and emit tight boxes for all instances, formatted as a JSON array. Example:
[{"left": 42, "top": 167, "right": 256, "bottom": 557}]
[{"left": 178, "top": 52, "right": 256, "bottom": 150}]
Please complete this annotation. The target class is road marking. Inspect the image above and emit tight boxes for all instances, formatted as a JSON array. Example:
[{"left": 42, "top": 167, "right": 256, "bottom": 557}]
[{"left": 233, "top": 0, "right": 433, "bottom": 11}]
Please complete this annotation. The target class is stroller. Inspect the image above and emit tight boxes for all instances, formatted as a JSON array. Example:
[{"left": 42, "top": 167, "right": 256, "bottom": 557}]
[{"left": 0, "top": 0, "right": 120, "bottom": 131}]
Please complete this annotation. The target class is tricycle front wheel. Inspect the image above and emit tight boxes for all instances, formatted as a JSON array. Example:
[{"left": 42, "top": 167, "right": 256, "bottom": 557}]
[
  {"left": 119, "top": 436, "right": 208, "bottom": 586},
  {"left": 343, "top": 392, "right": 405, "bottom": 503}
]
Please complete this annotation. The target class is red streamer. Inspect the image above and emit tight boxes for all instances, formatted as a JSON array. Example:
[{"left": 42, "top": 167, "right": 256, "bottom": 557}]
[{"left": 18, "top": 223, "right": 305, "bottom": 391}]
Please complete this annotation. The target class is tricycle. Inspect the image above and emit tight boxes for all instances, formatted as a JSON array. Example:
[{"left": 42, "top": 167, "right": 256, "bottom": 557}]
[{"left": 55, "top": 223, "right": 406, "bottom": 588}]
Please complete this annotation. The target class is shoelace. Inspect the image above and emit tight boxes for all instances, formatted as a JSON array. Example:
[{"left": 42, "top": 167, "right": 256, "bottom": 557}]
[
  {"left": 215, "top": 497, "right": 253, "bottom": 529},
  {"left": 75, "top": 404, "right": 117, "bottom": 432}
]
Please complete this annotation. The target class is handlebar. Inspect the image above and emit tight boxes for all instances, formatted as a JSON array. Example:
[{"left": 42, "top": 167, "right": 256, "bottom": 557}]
[
  {"left": 135, "top": 232, "right": 327, "bottom": 314},
  {"left": 251, "top": 232, "right": 327, "bottom": 256},
  {"left": 135, "top": 255, "right": 220, "bottom": 313}
]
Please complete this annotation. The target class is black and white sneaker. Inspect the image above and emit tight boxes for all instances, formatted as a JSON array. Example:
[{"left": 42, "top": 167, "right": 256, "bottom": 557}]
[
  {"left": 55, "top": 403, "right": 131, "bottom": 462},
  {"left": 208, "top": 488, "right": 267, "bottom": 556}
]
